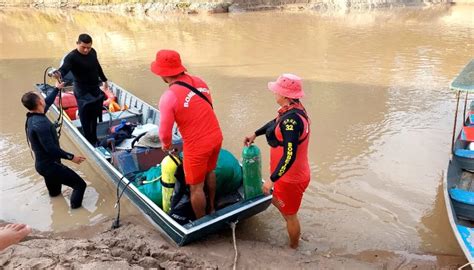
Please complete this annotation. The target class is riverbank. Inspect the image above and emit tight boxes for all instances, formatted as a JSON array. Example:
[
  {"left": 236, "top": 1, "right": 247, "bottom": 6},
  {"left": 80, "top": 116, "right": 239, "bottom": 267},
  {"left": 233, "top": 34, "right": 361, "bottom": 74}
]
[
  {"left": 0, "top": 217, "right": 466, "bottom": 269},
  {"left": 0, "top": 0, "right": 463, "bottom": 15}
]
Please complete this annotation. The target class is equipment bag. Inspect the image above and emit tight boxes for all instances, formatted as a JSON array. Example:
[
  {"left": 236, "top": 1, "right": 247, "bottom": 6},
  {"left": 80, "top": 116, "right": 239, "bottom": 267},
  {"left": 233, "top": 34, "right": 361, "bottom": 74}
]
[
  {"left": 167, "top": 154, "right": 195, "bottom": 225},
  {"left": 215, "top": 149, "right": 243, "bottom": 198},
  {"left": 136, "top": 165, "right": 163, "bottom": 208}
]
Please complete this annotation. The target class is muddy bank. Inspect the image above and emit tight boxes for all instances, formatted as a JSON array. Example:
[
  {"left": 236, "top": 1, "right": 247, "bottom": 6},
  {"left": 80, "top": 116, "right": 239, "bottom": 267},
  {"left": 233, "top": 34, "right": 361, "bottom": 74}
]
[
  {"left": 0, "top": 217, "right": 466, "bottom": 269},
  {"left": 0, "top": 0, "right": 456, "bottom": 14},
  {"left": 0, "top": 217, "right": 216, "bottom": 269}
]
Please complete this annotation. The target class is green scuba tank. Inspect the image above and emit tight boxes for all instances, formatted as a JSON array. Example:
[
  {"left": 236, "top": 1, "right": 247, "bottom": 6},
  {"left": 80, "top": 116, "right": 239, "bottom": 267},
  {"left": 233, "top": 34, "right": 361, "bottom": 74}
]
[{"left": 242, "top": 145, "right": 263, "bottom": 200}]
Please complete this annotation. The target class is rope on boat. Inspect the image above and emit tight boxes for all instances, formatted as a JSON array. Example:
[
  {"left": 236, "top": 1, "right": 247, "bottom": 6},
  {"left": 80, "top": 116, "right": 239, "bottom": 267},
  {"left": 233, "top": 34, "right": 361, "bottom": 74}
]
[
  {"left": 458, "top": 262, "right": 474, "bottom": 269},
  {"left": 230, "top": 220, "right": 239, "bottom": 270},
  {"left": 55, "top": 88, "right": 64, "bottom": 139},
  {"left": 112, "top": 175, "right": 133, "bottom": 229}
]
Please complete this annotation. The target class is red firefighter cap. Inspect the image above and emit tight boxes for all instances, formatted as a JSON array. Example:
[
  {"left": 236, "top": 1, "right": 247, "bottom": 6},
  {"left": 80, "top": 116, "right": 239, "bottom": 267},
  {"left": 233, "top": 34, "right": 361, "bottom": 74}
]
[{"left": 151, "top": 50, "right": 187, "bottom": 77}]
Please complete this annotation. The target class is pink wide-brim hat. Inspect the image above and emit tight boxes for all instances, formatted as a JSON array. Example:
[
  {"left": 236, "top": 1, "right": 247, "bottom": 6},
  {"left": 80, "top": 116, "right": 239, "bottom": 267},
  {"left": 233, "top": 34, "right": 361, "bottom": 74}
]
[
  {"left": 268, "top": 73, "right": 304, "bottom": 99},
  {"left": 151, "top": 49, "right": 187, "bottom": 77}
]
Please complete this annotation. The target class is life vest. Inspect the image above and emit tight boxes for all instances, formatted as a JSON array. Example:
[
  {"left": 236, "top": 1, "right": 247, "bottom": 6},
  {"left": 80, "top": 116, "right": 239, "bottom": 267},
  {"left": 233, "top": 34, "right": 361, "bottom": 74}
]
[
  {"left": 102, "top": 88, "right": 128, "bottom": 112},
  {"left": 107, "top": 100, "right": 128, "bottom": 113},
  {"left": 161, "top": 154, "right": 182, "bottom": 213},
  {"left": 265, "top": 104, "right": 309, "bottom": 148},
  {"left": 108, "top": 100, "right": 121, "bottom": 112},
  {"left": 269, "top": 103, "right": 311, "bottom": 183},
  {"left": 54, "top": 91, "right": 78, "bottom": 120}
]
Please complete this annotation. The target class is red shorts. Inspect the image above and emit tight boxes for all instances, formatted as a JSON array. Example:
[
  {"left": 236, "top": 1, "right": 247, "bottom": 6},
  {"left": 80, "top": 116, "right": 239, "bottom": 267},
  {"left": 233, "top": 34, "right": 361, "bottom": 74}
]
[
  {"left": 183, "top": 142, "right": 221, "bottom": 185},
  {"left": 272, "top": 180, "right": 310, "bottom": 215}
]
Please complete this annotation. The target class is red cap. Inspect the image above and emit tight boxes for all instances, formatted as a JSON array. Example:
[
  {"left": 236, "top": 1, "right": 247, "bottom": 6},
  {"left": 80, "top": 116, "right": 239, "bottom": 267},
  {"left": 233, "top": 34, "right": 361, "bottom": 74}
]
[{"left": 150, "top": 50, "right": 187, "bottom": 77}]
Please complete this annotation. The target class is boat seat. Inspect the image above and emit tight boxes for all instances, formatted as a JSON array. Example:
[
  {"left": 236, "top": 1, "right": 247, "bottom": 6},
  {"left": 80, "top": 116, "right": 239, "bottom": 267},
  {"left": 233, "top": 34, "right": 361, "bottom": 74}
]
[
  {"left": 461, "top": 126, "right": 474, "bottom": 142},
  {"left": 455, "top": 149, "right": 474, "bottom": 159},
  {"left": 72, "top": 110, "right": 141, "bottom": 128},
  {"left": 449, "top": 188, "right": 474, "bottom": 206},
  {"left": 468, "top": 112, "right": 474, "bottom": 125},
  {"left": 456, "top": 224, "right": 474, "bottom": 257}
]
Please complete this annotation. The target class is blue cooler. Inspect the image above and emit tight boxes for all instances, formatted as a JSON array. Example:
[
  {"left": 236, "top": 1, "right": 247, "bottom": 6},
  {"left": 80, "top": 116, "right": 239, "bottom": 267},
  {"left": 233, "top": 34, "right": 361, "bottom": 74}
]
[{"left": 112, "top": 150, "right": 139, "bottom": 176}]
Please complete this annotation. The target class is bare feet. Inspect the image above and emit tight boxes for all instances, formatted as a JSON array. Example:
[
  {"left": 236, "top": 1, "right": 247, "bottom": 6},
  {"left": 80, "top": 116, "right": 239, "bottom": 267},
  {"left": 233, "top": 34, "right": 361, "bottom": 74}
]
[{"left": 0, "top": 223, "right": 31, "bottom": 251}]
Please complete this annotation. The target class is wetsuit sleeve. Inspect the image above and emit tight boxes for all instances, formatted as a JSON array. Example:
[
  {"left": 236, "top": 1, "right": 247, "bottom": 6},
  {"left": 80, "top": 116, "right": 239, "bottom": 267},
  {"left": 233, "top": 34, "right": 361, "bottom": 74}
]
[
  {"left": 158, "top": 90, "right": 178, "bottom": 149},
  {"left": 34, "top": 123, "right": 74, "bottom": 160},
  {"left": 58, "top": 53, "right": 73, "bottom": 79},
  {"left": 255, "top": 119, "right": 275, "bottom": 136},
  {"left": 44, "top": 88, "right": 59, "bottom": 113},
  {"left": 270, "top": 114, "right": 303, "bottom": 182}
]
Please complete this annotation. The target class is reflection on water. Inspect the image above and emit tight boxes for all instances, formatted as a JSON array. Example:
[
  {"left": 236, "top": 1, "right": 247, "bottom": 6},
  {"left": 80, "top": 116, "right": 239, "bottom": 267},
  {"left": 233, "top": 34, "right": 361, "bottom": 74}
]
[{"left": 0, "top": 6, "right": 473, "bottom": 254}]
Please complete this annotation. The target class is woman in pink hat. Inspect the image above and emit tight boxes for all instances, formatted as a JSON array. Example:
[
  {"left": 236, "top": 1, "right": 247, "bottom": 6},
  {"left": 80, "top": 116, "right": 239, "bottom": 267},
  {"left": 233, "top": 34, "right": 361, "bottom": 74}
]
[{"left": 244, "top": 73, "right": 311, "bottom": 249}]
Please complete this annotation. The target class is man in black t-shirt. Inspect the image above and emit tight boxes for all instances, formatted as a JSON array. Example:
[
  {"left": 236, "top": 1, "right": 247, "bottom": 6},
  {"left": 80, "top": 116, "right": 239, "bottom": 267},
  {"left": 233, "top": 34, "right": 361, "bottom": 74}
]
[{"left": 53, "top": 33, "right": 109, "bottom": 145}]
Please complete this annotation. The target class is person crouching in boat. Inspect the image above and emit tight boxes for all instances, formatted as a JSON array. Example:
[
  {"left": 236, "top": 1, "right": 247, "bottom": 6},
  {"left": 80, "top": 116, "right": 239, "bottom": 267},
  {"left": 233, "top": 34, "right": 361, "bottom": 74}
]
[
  {"left": 151, "top": 50, "right": 223, "bottom": 219},
  {"left": 243, "top": 74, "right": 311, "bottom": 249},
  {"left": 22, "top": 83, "right": 87, "bottom": 209}
]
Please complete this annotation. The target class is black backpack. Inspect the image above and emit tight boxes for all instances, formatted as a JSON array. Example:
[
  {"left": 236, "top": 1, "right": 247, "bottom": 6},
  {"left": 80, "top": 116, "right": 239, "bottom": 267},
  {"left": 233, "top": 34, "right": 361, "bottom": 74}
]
[{"left": 167, "top": 155, "right": 196, "bottom": 225}]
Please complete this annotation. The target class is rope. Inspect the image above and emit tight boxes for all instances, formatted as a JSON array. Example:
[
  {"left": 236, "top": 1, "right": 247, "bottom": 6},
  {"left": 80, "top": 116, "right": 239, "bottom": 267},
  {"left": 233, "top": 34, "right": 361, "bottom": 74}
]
[
  {"left": 25, "top": 119, "right": 34, "bottom": 161},
  {"left": 43, "top": 66, "right": 64, "bottom": 138},
  {"left": 230, "top": 221, "right": 239, "bottom": 270},
  {"left": 55, "top": 88, "right": 64, "bottom": 139},
  {"left": 458, "top": 262, "right": 474, "bottom": 269},
  {"left": 43, "top": 66, "right": 53, "bottom": 87},
  {"left": 112, "top": 175, "right": 133, "bottom": 229}
]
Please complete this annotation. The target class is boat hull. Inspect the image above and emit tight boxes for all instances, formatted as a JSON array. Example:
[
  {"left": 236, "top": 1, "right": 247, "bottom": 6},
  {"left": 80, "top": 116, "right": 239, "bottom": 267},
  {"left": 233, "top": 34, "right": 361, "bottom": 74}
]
[
  {"left": 35, "top": 83, "right": 272, "bottom": 246},
  {"left": 444, "top": 159, "right": 474, "bottom": 266}
]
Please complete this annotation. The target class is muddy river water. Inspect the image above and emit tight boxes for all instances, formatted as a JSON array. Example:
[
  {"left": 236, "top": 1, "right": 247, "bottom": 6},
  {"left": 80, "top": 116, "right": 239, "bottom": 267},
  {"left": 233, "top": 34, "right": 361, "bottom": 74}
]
[{"left": 0, "top": 6, "right": 473, "bottom": 256}]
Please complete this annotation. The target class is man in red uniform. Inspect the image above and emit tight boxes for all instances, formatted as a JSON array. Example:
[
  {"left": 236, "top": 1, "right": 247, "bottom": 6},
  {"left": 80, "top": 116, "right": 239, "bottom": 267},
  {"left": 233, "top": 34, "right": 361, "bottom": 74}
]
[
  {"left": 151, "top": 50, "right": 223, "bottom": 218},
  {"left": 244, "top": 74, "right": 311, "bottom": 249}
]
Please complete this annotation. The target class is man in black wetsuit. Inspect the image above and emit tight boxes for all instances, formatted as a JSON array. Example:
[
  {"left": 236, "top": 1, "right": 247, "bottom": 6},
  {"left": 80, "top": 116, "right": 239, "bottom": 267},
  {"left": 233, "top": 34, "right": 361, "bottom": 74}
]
[
  {"left": 53, "top": 33, "right": 108, "bottom": 145},
  {"left": 22, "top": 87, "right": 87, "bottom": 209}
]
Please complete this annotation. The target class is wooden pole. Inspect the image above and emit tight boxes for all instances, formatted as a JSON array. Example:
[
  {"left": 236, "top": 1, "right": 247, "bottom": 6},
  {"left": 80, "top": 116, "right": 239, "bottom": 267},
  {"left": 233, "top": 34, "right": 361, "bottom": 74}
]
[
  {"left": 463, "top": 91, "right": 468, "bottom": 126},
  {"left": 452, "top": 91, "right": 461, "bottom": 154}
]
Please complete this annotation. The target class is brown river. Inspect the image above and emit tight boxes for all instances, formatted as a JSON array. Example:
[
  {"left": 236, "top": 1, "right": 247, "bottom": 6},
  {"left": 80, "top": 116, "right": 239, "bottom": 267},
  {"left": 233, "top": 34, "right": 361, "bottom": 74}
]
[{"left": 0, "top": 6, "right": 473, "bottom": 257}]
